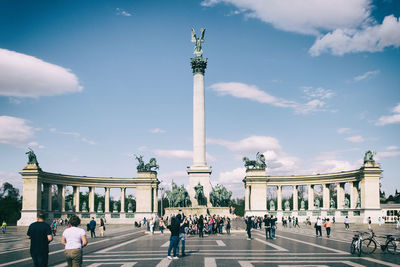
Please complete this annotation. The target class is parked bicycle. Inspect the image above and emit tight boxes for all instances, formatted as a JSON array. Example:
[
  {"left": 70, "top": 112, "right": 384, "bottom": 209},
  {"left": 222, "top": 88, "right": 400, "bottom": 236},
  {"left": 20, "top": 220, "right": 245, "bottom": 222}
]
[
  {"left": 361, "top": 229, "right": 399, "bottom": 254},
  {"left": 351, "top": 231, "right": 369, "bottom": 256}
]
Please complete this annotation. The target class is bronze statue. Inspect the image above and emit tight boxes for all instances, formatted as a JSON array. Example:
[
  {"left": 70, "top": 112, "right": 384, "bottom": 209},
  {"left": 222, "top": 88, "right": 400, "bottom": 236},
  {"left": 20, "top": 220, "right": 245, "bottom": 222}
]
[
  {"left": 134, "top": 155, "right": 159, "bottom": 172},
  {"left": 210, "top": 184, "right": 232, "bottom": 207},
  {"left": 194, "top": 183, "right": 206, "bottom": 206},
  {"left": 191, "top": 28, "right": 205, "bottom": 57},
  {"left": 364, "top": 150, "right": 375, "bottom": 163},
  {"left": 165, "top": 182, "right": 191, "bottom": 207},
  {"left": 26, "top": 148, "right": 38, "bottom": 165},
  {"left": 243, "top": 152, "right": 266, "bottom": 170}
]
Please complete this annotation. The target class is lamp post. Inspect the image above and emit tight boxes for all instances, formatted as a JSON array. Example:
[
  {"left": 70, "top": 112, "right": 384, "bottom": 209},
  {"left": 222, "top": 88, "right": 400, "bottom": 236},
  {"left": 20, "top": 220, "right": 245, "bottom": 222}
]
[{"left": 159, "top": 185, "right": 165, "bottom": 217}]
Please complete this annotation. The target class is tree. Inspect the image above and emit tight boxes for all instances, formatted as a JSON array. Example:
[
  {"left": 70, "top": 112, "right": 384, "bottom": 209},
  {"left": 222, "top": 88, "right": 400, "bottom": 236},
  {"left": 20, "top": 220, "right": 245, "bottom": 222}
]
[
  {"left": 230, "top": 198, "right": 244, "bottom": 216},
  {"left": 0, "top": 182, "right": 22, "bottom": 224}
]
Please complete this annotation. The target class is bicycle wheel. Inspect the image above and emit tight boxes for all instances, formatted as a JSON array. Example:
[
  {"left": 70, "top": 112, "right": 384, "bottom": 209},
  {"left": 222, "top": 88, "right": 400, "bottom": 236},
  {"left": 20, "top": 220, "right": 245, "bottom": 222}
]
[
  {"left": 350, "top": 240, "right": 356, "bottom": 254},
  {"left": 361, "top": 238, "right": 377, "bottom": 254},
  {"left": 386, "top": 240, "right": 397, "bottom": 254}
]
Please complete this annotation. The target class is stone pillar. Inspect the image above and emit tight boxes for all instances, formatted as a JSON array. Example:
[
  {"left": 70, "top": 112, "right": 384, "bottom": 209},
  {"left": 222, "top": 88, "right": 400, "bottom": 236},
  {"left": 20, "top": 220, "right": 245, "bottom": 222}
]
[
  {"left": 120, "top": 187, "right": 126, "bottom": 213},
  {"left": 105, "top": 187, "right": 110, "bottom": 213},
  {"left": 323, "top": 184, "right": 330, "bottom": 209},
  {"left": 360, "top": 163, "right": 382, "bottom": 209},
  {"left": 245, "top": 185, "right": 250, "bottom": 211},
  {"left": 250, "top": 183, "right": 267, "bottom": 212},
  {"left": 293, "top": 185, "right": 298, "bottom": 211},
  {"left": 43, "top": 183, "right": 50, "bottom": 211},
  {"left": 153, "top": 187, "right": 158, "bottom": 214},
  {"left": 351, "top": 181, "right": 359, "bottom": 209},
  {"left": 89, "top": 186, "right": 95, "bottom": 213},
  {"left": 277, "top": 185, "right": 282, "bottom": 211},
  {"left": 337, "top": 183, "right": 345, "bottom": 209},
  {"left": 308, "top": 185, "right": 314, "bottom": 210},
  {"left": 73, "top": 186, "right": 80, "bottom": 212},
  {"left": 58, "top": 184, "right": 65, "bottom": 212}
]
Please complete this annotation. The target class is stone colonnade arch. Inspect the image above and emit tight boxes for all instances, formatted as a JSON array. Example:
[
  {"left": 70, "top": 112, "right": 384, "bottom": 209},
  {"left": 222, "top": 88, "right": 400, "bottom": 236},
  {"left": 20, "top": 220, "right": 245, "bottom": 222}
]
[
  {"left": 17, "top": 163, "right": 159, "bottom": 226},
  {"left": 244, "top": 160, "right": 382, "bottom": 223}
]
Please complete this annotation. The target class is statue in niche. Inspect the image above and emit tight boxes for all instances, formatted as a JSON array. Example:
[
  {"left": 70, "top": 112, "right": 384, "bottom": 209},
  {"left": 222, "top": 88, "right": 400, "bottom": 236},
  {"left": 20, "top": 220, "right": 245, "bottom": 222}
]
[
  {"left": 127, "top": 201, "right": 133, "bottom": 212},
  {"left": 300, "top": 199, "right": 305, "bottom": 210},
  {"left": 284, "top": 200, "right": 290, "bottom": 211},
  {"left": 66, "top": 200, "right": 72, "bottom": 211},
  {"left": 356, "top": 195, "right": 361, "bottom": 208},
  {"left": 113, "top": 202, "right": 118, "bottom": 212},
  {"left": 344, "top": 197, "right": 350, "bottom": 208},
  {"left": 81, "top": 201, "right": 88, "bottom": 212},
  {"left": 191, "top": 28, "right": 205, "bottom": 57},
  {"left": 330, "top": 197, "right": 336, "bottom": 209},
  {"left": 243, "top": 152, "right": 267, "bottom": 170},
  {"left": 26, "top": 148, "right": 39, "bottom": 165},
  {"left": 363, "top": 150, "right": 375, "bottom": 163},
  {"left": 194, "top": 183, "right": 206, "bottom": 206},
  {"left": 269, "top": 200, "right": 275, "bottom": 211},
  {"left": 97, "top": 201, "right": 103, "bottom": 212},
  {"left": 314, "top": 198, "right": 320, "bottom": 209}
]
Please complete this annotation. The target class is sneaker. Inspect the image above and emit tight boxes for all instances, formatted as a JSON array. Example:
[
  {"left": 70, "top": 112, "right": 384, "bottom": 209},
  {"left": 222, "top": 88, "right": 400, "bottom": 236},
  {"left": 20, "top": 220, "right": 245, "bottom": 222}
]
[
  {"left": 173, "top": 256, "right": 179, "bottom": 259},
  {"left": 247, "top": 238, "right": 251, "bottom": 240},
  {"left": 167, "top": 256, "right": 172, "bottom": 260}
]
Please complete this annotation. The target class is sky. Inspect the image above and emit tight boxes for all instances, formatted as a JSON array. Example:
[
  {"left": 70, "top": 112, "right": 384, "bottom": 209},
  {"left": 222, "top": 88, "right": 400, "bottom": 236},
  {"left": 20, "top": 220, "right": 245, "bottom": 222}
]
[{"left": 0, "top": 0, "right": 399, "bottom": 200}]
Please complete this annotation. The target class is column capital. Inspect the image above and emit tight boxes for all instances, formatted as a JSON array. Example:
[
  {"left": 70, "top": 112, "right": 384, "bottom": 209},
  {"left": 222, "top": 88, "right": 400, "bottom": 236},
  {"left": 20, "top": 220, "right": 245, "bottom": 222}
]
[{"left": 190, "top": 57, "right": 207, "bottom": 75}]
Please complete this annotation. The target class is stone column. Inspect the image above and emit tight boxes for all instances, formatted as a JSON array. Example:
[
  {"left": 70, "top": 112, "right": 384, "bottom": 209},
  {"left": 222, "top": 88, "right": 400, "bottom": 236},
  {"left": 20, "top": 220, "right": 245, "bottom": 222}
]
[
  {"left": 293, "top": 185, "right": 298, "bottom": 211},
  {"left": 277, "top": 185, "right": 282, "bottom": 211},
  {"left": 89, "top": 186, "right": 95, "bottom": 213},
  {"left": 351, "top": 181, "right": 359, "bottom": 209},
  {"left": 337, "top": 183, "right": 344, "bottom": 209},
  {"left": 153, "top": 187, "right": 158, "bottom": 214},
  {"left": 105, "top": 187, "right": 110, "bottom": 213},
  {"left": 308, "top": 185, "right": 314, "bottom": 210},
  {"left": 58, "top": 184, "right": 65, "bottom": 212},
  {"left": 245, "top": 185, "right": 250, "bottom": 211},
  {"left": 43, "top": 183, "right": 50, "bottom": 211},
  {"left": 120, "top": 187, "right": 126, "bottom": 213},
  {"left": 73, "top": 186, "right": 80, "bottom": 212},
  {"left": 360, "top": 163, "right": 382, "bottom": 209},
  {"left": 323, "top": 184, "right": 330, "bottom": 209}
]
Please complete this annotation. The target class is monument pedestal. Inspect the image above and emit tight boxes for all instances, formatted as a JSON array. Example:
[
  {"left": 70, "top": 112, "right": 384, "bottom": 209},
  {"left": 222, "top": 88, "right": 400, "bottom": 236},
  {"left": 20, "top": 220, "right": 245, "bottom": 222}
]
[{"left": 187, "top": 166, "right": 212, "bottom": 207}]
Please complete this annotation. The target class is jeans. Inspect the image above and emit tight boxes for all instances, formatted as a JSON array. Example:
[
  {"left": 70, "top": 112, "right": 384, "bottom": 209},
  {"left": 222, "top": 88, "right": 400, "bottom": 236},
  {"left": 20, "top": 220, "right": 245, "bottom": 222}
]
[
  {"left": 31, "top": 252, "right": 48, "bottom": 267},
  {"left": 168, "top": 236, "right": 179, "bottom": 257},
  {"left": 219, "top": 225, "right": 223, "bottom": 234},
  {"left": 65, "top": 248, "right": 82, "bottom": 267},
  {"left": 178, "top": 233, "right": 186, "bottom": 255},
  {"left": 316, "top": 226, "right": 322, "bottom": 236},
  {"left": 90, "top": 229, "right": 96, "bottom": 238},
  {"left": 199, "top": 228, "right": 203, "bottom": 238},
  {"left": 247, "top": 228, "right": 251, "bottom": 239},
  {"left": 271, "top": 227, "right": 276, "bottom": 238},
  {"left": 326, "top": 227, "right": 331, "bottom": 237},
  {"left": 265, "top": 227, "right": 271, "bottom": 239}
]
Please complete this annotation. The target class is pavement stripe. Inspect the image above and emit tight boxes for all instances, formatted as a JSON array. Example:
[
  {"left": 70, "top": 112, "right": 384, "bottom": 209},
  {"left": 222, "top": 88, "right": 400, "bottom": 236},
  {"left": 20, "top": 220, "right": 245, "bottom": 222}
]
[
  {"left": 95, "top": 234, "right": 146, "bottom": 253},
  {"left": 204, "top": 257, "right": 217, "bottom": 267},
  {"left": 238, "top": 260, "right": 364, "bottom": 267},
  {"left": 215, "top": 240, "right": 226, "bottom": 247},
  {"left": 254, "top": 238, "right": 288, "bottom": 251},
  {"left": 361, "top": 257, "right": 400, "bottom": 267}
]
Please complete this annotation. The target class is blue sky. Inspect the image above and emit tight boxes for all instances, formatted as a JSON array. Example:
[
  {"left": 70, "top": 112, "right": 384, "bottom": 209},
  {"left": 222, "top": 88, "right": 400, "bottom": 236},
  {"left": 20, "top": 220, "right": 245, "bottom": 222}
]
[{"left": 0, "top": 0, "right": 399, "bottom": 199}]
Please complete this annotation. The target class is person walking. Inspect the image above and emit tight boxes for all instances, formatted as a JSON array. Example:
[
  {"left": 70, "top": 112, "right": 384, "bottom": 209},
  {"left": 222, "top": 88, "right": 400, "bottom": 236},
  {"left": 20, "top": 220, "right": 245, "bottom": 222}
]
[
  {"left": 167, "top": 216, "right": 180, "bottom": 260},
  {"left": 323, "top": 218, "right": 332, "bottom": 238},
  {"left": 27, "top": 212, "right": 53, "bottom": 267},
  {"left": 270, "top": 215, "right": 277, "bottom": 239},
  {"left": 198, "top": 215, "right": 204, "bottom": 238},
  {"left": 149, "top": 218, "right": 154, "bottom": 234},
  {"left": 178, "top": 214, "right": 188, "bottom": 257},
  {"left": 263, "top": 214, "right": 272, "bottom": 239},
  {"left": 315, "top": 217, "right": 322, "bottom": 237},
  {"left": 61, "top": 215, "right": 87, "bottom": 267},
  {"left": 159, "top": 218, "right": 166, "bottom": 234},
  {"left": 89, "top": 217, "right": 96, "bottom": 238},
  {"left": 1, "top": 220, "right": 6, "bottom": 234},
  {"left": 99, "top": 218, "right": 105, "bottom": 237},
  {"left": 368, "top": 217, "right": 372, "bottom": 230},
  {"left": 226, "top": 217, "right": 231, "bottom": 235},
  {"left": 344, "top": 216, "right": 350, "bottom": 230},
  {"left": 51, "top": 220, "right": 57, "bottom": 236},
  {"left": 246, "top": 216, "right": 252, "bottom": 240},
  {"left": 294, "top": 217, "right": 300, "bottom": 228}
]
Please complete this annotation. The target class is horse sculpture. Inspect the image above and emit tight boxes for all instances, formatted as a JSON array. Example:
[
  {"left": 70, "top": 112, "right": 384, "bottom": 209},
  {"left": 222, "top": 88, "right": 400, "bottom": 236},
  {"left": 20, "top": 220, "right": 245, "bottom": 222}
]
[
  {"left": 134, "top": 155, "right": 159, "bottom": 172},
  {"left": 243, "top": 152, "right": 266, "bottom": 170}
]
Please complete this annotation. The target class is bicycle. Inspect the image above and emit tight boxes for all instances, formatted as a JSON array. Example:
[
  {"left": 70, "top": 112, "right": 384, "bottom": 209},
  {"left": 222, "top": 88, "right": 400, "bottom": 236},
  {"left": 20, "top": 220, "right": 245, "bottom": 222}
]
[
  {"left": 351, "top": 231, "right": 368, "bottom": 256},
  {"left": 361, "top": 229, "right": 399, "bottom": 254}
]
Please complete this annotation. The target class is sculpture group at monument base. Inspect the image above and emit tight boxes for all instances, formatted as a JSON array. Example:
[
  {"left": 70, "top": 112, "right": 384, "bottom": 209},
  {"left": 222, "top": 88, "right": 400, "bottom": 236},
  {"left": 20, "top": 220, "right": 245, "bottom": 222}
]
[{"left": 164, "top": 206, "right": 232, "bottom": 218}]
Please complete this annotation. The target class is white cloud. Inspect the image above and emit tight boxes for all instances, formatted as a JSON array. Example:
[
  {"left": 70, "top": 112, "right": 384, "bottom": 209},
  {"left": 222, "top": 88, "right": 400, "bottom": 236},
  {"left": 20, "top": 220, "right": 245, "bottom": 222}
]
[
  {"left": 152, "top": 149, "right": 215, "bottom": 162},
  {"left": 218, "top": 167, "right": 246, "bottom": 184},
  {"left": 345, "top": 135, "right": 365, "bottom": 143},
  {"left": 208, "top": 135, "right": 281, "bottom": 153},
  {"left": 353, "top": 70, "right": 380, "bottom": 81},
  {"left": 0, "top": 171, "right": 22, "bottom": 192},
  {"left": 201, "top": 0, "right": 371, "bottom": 35},
  {"left": 0, "top": 116, "right": 35, "bottom": 146},
  {"left": 8, "top": 97, "right": 22, "bottom": 104},
  {"left": 209, "top": 82, "right": 331, "bottom": 114},
  {"left": 302, "top": 87, "right": 334, "bottom": 99},
  {"left": 28, "top": 142, "right": 45, "bottom": 149},
  {"left": 377, "top": 151, "right": 400, "bottom": 159},
  {"left": 387, "top": 146, "right": 398, "bottom": 151},
  {"left": 337, "top": 128, "right": 351, "bottom": 134},
  {"left": 310, "top": 15, "right": 400, "bottom": 56},
  {"left": 376, "top": 103, "right": 400, "bottom": 126},
  {"left": 49, "top": 128, "right": 96, "bottom": 145},
  {"left": 149, "top": 128, "right": 166, "bottom": 134},
  {"left": 310, "top": 160, "right": 359, "bottom": 174},
  {"left": 0, "top": 48, "right": 82, "bottom": 98},
  {"left": 116, "top": 8, "right": 132, "bottom": 16}
]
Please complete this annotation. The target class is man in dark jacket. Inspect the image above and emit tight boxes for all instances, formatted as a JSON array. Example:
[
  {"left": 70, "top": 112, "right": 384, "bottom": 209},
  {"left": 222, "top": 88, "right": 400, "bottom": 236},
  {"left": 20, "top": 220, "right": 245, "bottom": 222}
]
[
  {"left": 167, "top": 216, "right": 180, "bottom": 259},
  {"left": 245, "top": 216, "right": 252, "bottom": 240},
  {"left": 27, "top": 212, "right": 53, "bottom": 267},
  {"left": 89, "top": 217, "right": 96, "bottom": 238},
  {"left": 263, "top": 214, "right": 272, "bottom": 239}
]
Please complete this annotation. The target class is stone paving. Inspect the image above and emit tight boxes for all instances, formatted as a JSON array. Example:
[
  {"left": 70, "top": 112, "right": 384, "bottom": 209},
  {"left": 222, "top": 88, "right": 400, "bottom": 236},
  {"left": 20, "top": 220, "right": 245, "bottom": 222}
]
[{"left": 0, "top": 223, "right": 399, "bottom": 266}]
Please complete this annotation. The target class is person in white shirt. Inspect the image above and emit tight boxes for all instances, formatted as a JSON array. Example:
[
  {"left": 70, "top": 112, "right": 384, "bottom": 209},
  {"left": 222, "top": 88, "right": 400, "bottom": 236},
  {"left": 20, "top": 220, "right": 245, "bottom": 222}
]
[
  {"left": 315, "top": 217, "right": 322, "bottom": 237},
  {"left": 61, "top": 215, "right": 87, "bottom": 267}
]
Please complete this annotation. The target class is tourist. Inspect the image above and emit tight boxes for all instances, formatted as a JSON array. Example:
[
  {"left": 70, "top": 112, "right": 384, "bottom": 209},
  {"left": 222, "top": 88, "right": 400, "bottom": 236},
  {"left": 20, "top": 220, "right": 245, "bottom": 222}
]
[
  {"left": 288, "top": 216, "right": 292, "bottom": 228},
  {"left": 226, "top": 217, "right": 231, "bottom": 235},
  {"left": 159, "top": 218, "right": 166, "bottom": 234},
  {"left": 177, "top": 214, "right": 188, "bottom": 257},
  {"left": 332, "top": 216, "right": 335, "bottom": 224},
  {"left": 270, "top": 215, "right": 277, "bottom": 239},
  {"left": 368, "top": 217, "right": 372, "bottom": 229},
  {"left": 1, "top": 220, "right": 6, "bottom": 234},
  {"left": 315, "top": 217, "right": 322, "bottom": 237},
  {"left": 344, "top": 216, "right": 350, "bottom": 230},
  {"left": 51, "top": 220, "right": 57, "bottom": 236},
  {"left": 198, "top": 215, "right": 204, "bottom": 237},
  {"left": 245, "top": 216, "right": 252, "bottom": 240},
  {"left": 27, "top": 212, "right": 53, "bottom": 267},
  {"left": 294, "top": 217, "right": 300, "bottom": 228},
  {"left": 61, "top": 215, "right": 87, "bottom": 267},
  {"left": 149, "top": 218, "right": 154, "bottom": 234},
  {"left": 378, "top": 217, "right": 382, "bottom": 226},
  {"left": 89, "top": 217, "right": 96, "bottom": 238},
  {"left": 323, "top": 218, "right": 332, "bottom": 238},
  {"left": 167, "top": 216, "right": 180, "bottom": 260},
  {"left": 396, "top": 217, "right": 400, "bottom": 229},
  {"left": 99, "top": 218, "right": 105, "bottom": 237},
  {"left": 263, "top": 214, "right": 271, "bottom": 239}
]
